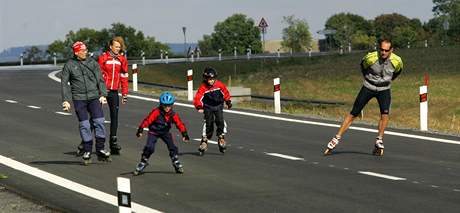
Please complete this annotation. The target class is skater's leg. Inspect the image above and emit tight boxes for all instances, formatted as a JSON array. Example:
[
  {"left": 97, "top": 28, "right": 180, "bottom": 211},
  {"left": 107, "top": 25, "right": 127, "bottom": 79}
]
[
  {"left": 161, "top": 133, "right": 183, "bottom": 173},
  {"left": 376, "top": 89, "right": 391, "bottom": 138},
  {"left": 73, "top": 100, "right": 93, "bottom": 152},
  {"left": 106, "top": 90, "right": 119, "bottom": 138},
  {"left": 341, "top": 86, "right": 375, "bottom": 137},
  {"left": 87, "top": 99, "right": 107, "bottom": 152},
  {"left": 214, "top": 105, "right": 225, "bottom": 137},
  {"left": 142, "top": 133, "right": 159, "bottom": 160},
  {"left": 204, "top": 108, "right": 215, "bottom": 139}
]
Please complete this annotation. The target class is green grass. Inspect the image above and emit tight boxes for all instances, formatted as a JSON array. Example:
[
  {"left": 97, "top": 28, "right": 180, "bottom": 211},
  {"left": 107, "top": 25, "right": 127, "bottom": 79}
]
[{"left": 132, "top": 46, "right": 460, "bottom": 135}]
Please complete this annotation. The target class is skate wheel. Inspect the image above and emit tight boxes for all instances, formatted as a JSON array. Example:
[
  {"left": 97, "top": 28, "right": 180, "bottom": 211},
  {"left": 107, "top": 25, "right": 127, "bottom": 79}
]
[
  {"left": 176, "top": 168, "right": 184, "bottom": 174},
  {"left": 323, "top": 148, "right": 332, "bottom": 156},
  {"left": 83, "top": 160, "right": 91, "bottom": 166},
  {"left": 373, "top": 149, "right": 384, "bottom": 156}
]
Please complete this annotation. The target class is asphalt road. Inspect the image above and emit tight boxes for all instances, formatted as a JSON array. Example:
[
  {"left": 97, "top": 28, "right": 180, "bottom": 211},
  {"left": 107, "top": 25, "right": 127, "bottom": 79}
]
[{"left": 0, "top": 66, "right": 459, "bottom": 213}]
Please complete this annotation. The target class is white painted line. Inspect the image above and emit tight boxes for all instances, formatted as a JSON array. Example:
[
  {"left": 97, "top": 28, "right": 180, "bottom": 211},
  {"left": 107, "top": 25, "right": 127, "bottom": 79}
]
[
  {"left": 27, "top": 105, "right": 41, "bottom": 109},
  {"left": 5, "top": 100, "right": 18, "bottom": 103},
  {"left": 454, "top": 189, "right": 460, "bottom": 192},
  {"left": 55, "top": 112, "right": 72, "bottom": 116},
  {"left": 358, "top": 171, "right": 406, "bottom": 181},
  {"left": 430, "top": 185, "right": 440, "bottom": 188},
  {"left": 49, "top": 71, "right": 460, "bottom": 145},
  {"left": 0, "top": 155, "right": 161, "bottom": 213},
  {"left": 193, "top": 138, "right": 217, "bottom": 144},
  {"left": 343, "top": 168, "right": 349, "bottom": 170},
  {"left": 265, "top": 152, "right": 305, "bottom": 161},
  {"left": 48, "top": 70, "right": 61, "bottom": 82},
  {"left": 104, "top": 120, "right": 111, "bottom": 124},
  {"left": 412, "top": 181, "right": 420, "bottom": 184}
]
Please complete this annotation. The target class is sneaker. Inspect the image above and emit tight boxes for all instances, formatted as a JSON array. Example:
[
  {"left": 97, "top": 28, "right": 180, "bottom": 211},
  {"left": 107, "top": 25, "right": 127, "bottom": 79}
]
[
  {"left": 327, "top": 137, "right": 340, "bottom": 150},
  {"left": 96, "top": 150, "right": 111, "bottom": 162},
  {"left": 375, "top": 137, "right": 384, "bottom": 149}
]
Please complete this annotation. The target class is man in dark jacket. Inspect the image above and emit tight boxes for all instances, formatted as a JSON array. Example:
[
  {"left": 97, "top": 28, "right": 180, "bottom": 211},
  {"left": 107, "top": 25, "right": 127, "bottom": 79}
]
[{"left": 61, "top": 41, "right": 111, "bottom": 165}]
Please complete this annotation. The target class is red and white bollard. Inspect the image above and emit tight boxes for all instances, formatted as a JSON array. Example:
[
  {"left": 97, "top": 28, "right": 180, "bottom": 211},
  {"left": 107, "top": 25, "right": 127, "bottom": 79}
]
[
  {"left": 187, "top": 69, "right": 193, "bottom": 101},
  {"left": 419, "top": 74, "right": 429, "bottom": 131},
  {"left": 274, "top": 78, "right": 281, "bottom": 114},
  {"left": 117, "top": 177, "right": 131, "bottom": 213},
  {"left": 132, "top": 64, "right": 138, "bottom": 92}
]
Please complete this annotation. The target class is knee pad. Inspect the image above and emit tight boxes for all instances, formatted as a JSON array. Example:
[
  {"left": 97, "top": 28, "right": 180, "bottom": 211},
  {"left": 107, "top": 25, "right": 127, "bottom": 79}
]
[
  {"left": 79, "top": 120, "right": 93, "bottom": 142},
  {"left": 92, "top": 117, "right": 106, "bottom": 139}
]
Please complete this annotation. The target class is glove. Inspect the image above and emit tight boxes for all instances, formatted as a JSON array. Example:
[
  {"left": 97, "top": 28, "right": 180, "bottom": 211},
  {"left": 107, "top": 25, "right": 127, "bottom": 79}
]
[
  {"left": 182, "top": 132, "right": 190, "bottom": 142},
  {"left": 136, "top": 127, "right": 143, "bottom": 138},
  {"left": 99, "top": 96, "right": 107, "bottom": 104},
  {"left": 225, "top": 100, "right": 232, "bottom": 109},
  {"left": 122, "top": 95, "right": 128, "bottom": 104},
  {"left": 62, "top": 101, "right": 71, "bottom": 112}
]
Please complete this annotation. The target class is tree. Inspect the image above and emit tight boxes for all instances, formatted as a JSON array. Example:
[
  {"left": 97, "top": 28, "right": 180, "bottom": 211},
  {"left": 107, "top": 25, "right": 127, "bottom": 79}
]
[
  {"left": 281, "top": 15, "right": 313, "bottom": 52},
  {"left": 324, "top": 13, "right": 373, "bottom": 49},
  {"left": 374, "top": 13, "right": 423, "bottom": 47},
  {"left": 432, "top": 0, "right": 460, "bottom": 41},
  {"left": 24, "top": 46, "right": 43, "bottom": 62},
  {"left": 47, "top": 23, "right": 169, "bottom": 59},
  {"left": 198, "top": 14, "right": 262, "bottom": 55}
]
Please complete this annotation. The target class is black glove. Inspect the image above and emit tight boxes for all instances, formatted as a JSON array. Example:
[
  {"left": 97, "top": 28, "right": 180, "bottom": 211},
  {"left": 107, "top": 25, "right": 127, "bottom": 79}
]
[
  {"left": 182, "top": 132, "right": 190, "bottom": 141},
  {"left": 225, "top": 100, "right": 232, "bottom": 109},
  {"left": 136, "top": 128, "right": 143, "bottom": 137}
]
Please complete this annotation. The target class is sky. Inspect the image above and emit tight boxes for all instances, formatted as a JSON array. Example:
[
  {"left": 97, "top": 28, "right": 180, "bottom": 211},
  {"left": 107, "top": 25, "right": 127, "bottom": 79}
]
[{"left": 0, "top": 0, "right": 435, "bottom": 51}]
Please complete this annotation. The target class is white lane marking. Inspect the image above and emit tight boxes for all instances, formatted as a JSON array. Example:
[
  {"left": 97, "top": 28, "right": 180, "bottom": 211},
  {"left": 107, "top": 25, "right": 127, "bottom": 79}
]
[
  {"left": 193, "top": 138, "right": 217, "bottom": 144},
  {"left": 454, "top": 189, "right": 460, "bottom": 192},
  {"left": 50, "top": 71, "right": 460, "bottom": 145},
  {"left": 0, "top": 155, "right": 161, "bottom": 213},
  {"left": 27, "top": 105, "right": 41, "bottom": 109},
  {"left": 55, "top": 112, "right": 72, "bottom": 116},
  {"left": 265, "top": 152, "right": 305, "bottom": 161},
  {"left": 48, "top": 70, "right": 61, "bottom": 82},
  {"left": 104, "top": 120, "right": 111, "bottom": 124},
  {"left": 358, "top": 171, "right": 406, "bottom": 181},
  {"left": 430, "top": 185, "right": 440, "bottom": 188},
  {"left": 5, "top": 100, "right": 18, "bottom": 103}
]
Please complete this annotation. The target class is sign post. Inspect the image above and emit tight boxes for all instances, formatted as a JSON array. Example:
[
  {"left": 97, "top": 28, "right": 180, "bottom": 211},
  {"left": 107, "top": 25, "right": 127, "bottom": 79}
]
[{"left": 259, "top": 18, "right": 269, "bottom": 53}]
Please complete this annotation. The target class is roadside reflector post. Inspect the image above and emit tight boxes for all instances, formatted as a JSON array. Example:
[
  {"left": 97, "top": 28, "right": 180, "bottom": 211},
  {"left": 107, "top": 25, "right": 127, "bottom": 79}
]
[
  {"left": 132, "top": 64, "right": 138, "bottom": 92},
  {"left": 117, "top": 177, "right": 131, "bottom": 213},
  {"left": 420, "top": 74, "right": 429, "bottom": 131},
  {"left": 274, "top": 78, "right": 281, "bottom": 114},
  {"left": 187, "top": 69, "right": 193, "bottom": 101}
]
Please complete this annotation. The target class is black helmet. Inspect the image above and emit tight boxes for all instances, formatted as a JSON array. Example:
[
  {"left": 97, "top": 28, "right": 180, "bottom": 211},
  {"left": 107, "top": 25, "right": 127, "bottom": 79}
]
[{"left": 203, "top": 67, "right": 217, "bottom": 80}]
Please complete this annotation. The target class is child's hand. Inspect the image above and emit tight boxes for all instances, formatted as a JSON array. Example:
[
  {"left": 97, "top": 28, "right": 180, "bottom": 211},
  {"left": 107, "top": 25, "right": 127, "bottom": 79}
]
[
  {"left": 225, "top": 100, "right": 232, "bottom": 109},
  {"left": 182, "top": 132, "right": 190, "bottom": 142},
  {"left": 198, "top": 109, "right": 204, "bottom": 113},
  {"left": 136, "top": 128, "right": 143, "bottom": 138}
]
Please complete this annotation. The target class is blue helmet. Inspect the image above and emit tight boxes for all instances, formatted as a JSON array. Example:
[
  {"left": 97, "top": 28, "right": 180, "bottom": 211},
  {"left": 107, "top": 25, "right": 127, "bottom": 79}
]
[{"left": 159, "top": 92, "right": 175, "bottom": 105}]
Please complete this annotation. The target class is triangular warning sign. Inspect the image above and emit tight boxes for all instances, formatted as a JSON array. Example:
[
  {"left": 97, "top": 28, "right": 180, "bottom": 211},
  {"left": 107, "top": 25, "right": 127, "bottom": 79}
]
[{"left": 259, "top": 18, "right": 268, "bottom": 28}]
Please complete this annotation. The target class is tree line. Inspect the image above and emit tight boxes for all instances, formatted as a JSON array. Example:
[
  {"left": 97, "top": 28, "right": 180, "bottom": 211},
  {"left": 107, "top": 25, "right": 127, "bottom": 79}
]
[{"left": 23, "top": 0, "right": 458, "bottom": 61}]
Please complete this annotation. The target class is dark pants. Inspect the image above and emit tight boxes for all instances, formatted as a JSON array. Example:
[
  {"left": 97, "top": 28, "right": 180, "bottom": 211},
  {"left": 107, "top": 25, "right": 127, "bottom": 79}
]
[
  {"left": 202, "top": 104, "right": 226, "bottom": 139},
  {"left": 106, "top": 90, "right": 119, "bottom": 138},
  {"left": 350, "top": 86, "right": 391, "bottom": 117},
  {"left": 141, "top": 132, "right": 178, "bottom": 161},
  {"left": 73, "top": 99, "right": 106, "bottom": 152}
]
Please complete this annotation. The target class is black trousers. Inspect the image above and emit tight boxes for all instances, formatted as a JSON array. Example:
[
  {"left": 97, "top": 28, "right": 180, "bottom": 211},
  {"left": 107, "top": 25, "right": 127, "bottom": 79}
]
[
  {"left": 106, "top": 90, "right": 119, "bottom": 137},
  {"left": 350, "top": 86, "right": 391, "bottom": 117},
  {"left": 203, "top": 104, "right": 226, "bottom": 139}
]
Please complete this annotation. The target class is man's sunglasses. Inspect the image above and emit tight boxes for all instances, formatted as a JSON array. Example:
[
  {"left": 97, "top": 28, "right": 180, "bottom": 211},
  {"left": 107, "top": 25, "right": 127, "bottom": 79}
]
[{"left": 379, "top": 48, "right": 392, "bottom": 53}]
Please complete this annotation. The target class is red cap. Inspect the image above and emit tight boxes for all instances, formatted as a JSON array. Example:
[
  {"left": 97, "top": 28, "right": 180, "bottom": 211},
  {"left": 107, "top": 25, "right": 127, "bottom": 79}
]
[{"left": 72, "top": 41, "right": 87, "bottom": 54}]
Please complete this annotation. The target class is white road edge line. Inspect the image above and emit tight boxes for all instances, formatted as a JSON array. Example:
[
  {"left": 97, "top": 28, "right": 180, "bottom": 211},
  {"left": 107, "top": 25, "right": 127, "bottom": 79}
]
[
  {"left": 49, "top": 70, "right": 460, "bottom": 145},
  {"left": 193, "top": 138, "right": 218, "bottom": 144},
  {"left": 0, "top": 155, "right": 162, "bottom": 213},
  {"left": 265, "top": 152, "right": 305, "bottom": 161},
  {"left": 358, "top": 171, "right": 406, "bottom": 181},
  {"left": 27, "top": 105, "right": 41, "bottom": 109},
  {"left": 55, "top": 112, "right": 72, "bottom": 116},
  {"left": 5, "top": 100, "right": 18, "bottom": 103}
]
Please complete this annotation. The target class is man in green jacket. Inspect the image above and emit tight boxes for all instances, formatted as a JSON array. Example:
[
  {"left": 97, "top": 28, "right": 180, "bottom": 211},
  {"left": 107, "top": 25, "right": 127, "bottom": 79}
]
[
  {"left": 324, "top": 38, "right": 403, "bottom": 156},
  {"left": 61, "top": 41, "right": 111, "bottom": 165}
]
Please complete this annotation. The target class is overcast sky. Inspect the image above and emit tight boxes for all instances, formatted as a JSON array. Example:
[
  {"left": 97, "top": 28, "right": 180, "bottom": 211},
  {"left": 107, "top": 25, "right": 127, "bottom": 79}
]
[{"left": 0, "top": 0, "right": 435, "bottom": 51}]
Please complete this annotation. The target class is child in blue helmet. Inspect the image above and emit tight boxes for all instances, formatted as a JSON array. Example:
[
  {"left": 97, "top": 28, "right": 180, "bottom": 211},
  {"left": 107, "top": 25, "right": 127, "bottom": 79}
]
[{"left": 134, "top": 92, "right": 190, "bottom": 175}]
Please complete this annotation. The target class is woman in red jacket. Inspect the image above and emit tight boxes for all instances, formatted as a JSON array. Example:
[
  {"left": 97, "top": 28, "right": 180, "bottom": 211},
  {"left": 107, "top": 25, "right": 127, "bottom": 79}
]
[{"left": 98, "top": 36, "right": 129, "bottom": 154}]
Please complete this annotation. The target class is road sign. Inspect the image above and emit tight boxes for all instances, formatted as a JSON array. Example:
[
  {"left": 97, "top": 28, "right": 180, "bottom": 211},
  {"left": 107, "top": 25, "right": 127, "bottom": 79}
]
[{"left": 259, "top": 18, "right": 268, "bottom": 28}]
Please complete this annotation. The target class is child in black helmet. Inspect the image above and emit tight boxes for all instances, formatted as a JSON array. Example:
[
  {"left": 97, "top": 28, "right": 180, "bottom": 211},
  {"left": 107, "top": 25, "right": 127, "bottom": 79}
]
[
  {"left": 193, "top": 67, "right": 232, "bottom": 156},
  {"left": 134, "top": 92, "right": 190, "bottom": 175}
]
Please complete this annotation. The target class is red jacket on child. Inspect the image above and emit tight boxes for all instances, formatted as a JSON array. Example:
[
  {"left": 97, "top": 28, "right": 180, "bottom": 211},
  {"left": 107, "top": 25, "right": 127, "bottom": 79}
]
[
  {"left": 98, "top": 51, "right": 129, "bottom": 95},
  {"left": 193, "top": 80, "right": 231, "bottom": 109}
]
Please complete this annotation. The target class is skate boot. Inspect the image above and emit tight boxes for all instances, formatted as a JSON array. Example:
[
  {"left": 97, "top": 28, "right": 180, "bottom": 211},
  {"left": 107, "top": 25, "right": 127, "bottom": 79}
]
[
  {"left": 171, "top": 157, "right": 184, "bottom": 174},
  {"left": 76, "top": 142, "right": 84, "bottom": 156},
  {"left": 324, "top": 136, "right": 340, "bottom": 155},
  {"left": 198, "top": 137, "right": 208, "bottom": 156},
  {"left": 133, "top": 161, "right": 149, "bottom": 176},
  {"left": 109, "top": 136, "right": 121, "bottom": 155},
  {"left": 82, "top": 152, "right": 91, "bottom": 165},
  {"left": 372, "top": 137, "right": 384, "bottom": 156},
  {"left": 217, "top": 135, "right": 227, "bottom": 154},
  {"left": 96, "top": 150, "right": 112, "bottom": 162}
]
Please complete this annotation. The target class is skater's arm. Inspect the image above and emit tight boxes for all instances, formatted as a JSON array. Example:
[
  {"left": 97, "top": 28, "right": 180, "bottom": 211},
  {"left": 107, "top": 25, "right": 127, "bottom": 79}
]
[
  {"left": 139, "top": 109, "right": 160, "bottom": 129},
  {"left": 120, "top": 56, "right": 129, "bottom": 96},
  {"left": 219, "top": 81, "right": 231, "bottom": 102},
  {"left": 172, "top": 113, "right": 187, "bottom": 133},
  {"left": 61, "top": 63, "right": 72, "bottom": 103},
  {"left": 193, "top": 85, "right": 206, "bottom": 110}
]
